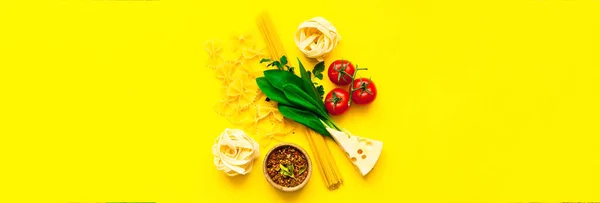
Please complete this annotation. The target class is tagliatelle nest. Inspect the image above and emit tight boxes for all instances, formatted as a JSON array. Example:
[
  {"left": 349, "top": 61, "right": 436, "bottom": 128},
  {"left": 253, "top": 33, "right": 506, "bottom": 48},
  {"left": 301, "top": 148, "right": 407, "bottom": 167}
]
[
  {"left": 294, "top": 17, "right": 341, "bottom": 62},
  {"left": 212, "top": 128, "right": 260, "bottom": 176},
  {"left": 207, "top": 33, "right": 294, "bottom": 147}
]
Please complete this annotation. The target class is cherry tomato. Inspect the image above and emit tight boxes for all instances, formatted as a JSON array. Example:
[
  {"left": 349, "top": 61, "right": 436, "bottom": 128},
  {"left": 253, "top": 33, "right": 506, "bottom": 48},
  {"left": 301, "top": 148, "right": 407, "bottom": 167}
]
[
  {"left": 324, "top": 88, "right": 350, "bottom": 115},
  {"left": 351, "top": 78, "right": 377, "bottom": 104},
  {"left": 328, "top": 59, "right": 355, "bottom": 86}
]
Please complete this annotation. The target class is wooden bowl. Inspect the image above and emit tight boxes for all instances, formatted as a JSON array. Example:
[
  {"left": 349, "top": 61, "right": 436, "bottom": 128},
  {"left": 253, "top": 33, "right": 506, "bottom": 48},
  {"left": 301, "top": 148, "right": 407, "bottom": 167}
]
[{"left": 263, "top": 143, "right": 312, "bottom": 192}]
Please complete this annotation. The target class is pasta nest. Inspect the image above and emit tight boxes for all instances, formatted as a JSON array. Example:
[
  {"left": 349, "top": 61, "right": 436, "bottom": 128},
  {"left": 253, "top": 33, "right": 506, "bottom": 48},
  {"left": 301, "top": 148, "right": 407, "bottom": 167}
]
[
  {"left": 212, "top": 128, "right": 260, "bottom": 176},
  {"left": 294, "top": 17, "right": 341, "bottom": 62}
]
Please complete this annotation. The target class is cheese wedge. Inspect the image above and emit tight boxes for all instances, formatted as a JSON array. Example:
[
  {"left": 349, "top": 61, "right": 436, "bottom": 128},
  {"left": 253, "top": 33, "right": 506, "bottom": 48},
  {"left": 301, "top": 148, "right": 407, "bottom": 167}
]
[{"left": 325, "top": 127, "right": 383, "bottom": 176}]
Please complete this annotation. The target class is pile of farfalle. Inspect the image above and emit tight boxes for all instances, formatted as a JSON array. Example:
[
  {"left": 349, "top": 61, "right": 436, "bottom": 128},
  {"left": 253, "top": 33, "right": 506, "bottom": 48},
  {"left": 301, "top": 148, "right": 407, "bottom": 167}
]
[{"left": 204, "top": 33, "right": 299, "bottom": 146}]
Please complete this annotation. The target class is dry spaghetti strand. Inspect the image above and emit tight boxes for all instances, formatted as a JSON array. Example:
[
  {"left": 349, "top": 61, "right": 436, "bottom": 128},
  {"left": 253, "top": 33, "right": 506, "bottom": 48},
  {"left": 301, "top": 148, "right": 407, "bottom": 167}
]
[
  {"left": 257, "top": 11, "right": 343, "bottom": 190},
  {"left": 307, "top": 128, "right": 343, "bottom": 189},
  {"left": 257, "top": 11, "right": 286, "bottom": 59}
]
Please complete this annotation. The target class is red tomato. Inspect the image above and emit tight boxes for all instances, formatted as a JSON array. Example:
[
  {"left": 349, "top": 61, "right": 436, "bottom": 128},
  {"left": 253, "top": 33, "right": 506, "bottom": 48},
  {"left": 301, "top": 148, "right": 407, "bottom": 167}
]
[
  {"left": 351, "top": 78, "right": 377, "bottom": 104},
  {"left": 328, "top": 59, "right": 355, "bottom": 86},
  {"left": 324, "top": 88, "right": 350, "bottom": 115}
]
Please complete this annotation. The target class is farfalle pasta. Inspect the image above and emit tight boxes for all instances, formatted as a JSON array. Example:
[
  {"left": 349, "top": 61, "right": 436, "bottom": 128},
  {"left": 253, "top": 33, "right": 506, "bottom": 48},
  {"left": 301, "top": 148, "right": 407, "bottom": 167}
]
[
  {"left": 206, "top": 33, "right": 295, "bottom": 149},
  {"left": 212, "top": 128, "right": 260, "bottom": 176},
  {"left": 204, "top": 40, "right": 225, "bottom": 69},
  {"left": 294, "top": 17, "right": 341, "bottom": 62}
]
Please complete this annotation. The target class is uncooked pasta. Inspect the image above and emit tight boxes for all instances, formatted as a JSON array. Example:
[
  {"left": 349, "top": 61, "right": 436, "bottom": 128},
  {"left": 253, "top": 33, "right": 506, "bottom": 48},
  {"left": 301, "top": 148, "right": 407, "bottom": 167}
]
[
  {"left": 257, "top": 11, "right": 343, "bottom": 190},
  {"left": 294, "top": 17, "right": 341, "bottom": 62}
]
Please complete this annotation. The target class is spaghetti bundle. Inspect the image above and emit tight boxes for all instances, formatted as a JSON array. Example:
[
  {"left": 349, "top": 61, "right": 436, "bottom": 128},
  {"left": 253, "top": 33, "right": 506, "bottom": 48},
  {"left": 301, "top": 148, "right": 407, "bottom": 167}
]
[
  {"left": 305, "top": 128, "right": 343, "bottom": 189},
  {"left": 257, "top": 11, "right": 286, "bottom": 59},
  {"left": 256, "top": 11, "right": 343, "bottom": 190}
]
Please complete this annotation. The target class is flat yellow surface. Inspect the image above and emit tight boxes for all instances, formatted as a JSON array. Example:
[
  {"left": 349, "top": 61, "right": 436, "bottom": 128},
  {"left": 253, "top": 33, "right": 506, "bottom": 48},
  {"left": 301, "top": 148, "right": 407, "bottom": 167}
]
[{"left": 1, "top": 0, "right": 600, "bottom": 202}]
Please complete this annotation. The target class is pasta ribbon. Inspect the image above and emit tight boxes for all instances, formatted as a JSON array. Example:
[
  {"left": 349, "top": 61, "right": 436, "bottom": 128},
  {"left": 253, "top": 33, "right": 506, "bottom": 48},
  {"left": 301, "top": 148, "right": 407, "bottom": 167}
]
[
  {"left": 294, "top": 17, "right": 341, "bottom": 62},
  {"left": 212, "top": 128, "right": 260, "bottom": 176}
]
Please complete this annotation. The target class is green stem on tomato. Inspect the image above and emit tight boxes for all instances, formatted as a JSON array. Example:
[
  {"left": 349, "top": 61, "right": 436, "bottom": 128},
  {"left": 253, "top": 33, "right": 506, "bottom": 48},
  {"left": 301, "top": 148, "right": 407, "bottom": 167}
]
[{"left": 347, "top": 65, "right": 368, "bottom": 107}]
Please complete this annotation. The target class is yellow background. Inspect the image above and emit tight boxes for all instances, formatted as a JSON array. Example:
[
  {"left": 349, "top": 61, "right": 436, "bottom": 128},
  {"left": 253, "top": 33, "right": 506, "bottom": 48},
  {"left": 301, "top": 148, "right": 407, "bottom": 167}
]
[{"left": 1, "top": 0, "right": 600, "bottom": 202}]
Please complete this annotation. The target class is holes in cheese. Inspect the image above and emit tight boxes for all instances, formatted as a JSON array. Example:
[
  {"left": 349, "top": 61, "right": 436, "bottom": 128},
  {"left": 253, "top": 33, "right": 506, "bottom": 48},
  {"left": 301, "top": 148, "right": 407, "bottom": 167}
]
[{"left": 325, "top": 127, "right": 383, "bottom": 176}]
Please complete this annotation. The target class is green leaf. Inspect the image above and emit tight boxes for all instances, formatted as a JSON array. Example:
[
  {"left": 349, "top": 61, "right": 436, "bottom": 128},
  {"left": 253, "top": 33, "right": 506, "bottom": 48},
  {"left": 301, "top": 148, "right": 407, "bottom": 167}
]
[
  {"left": 280, "top": 55, "right": 288, "bottom": 65},
  {"left": 279, "top": 164, "right": 295, "bottom": 178},
  {"left": 260, "top": 58, "right": 271, "bottom": 63},
  {"left": 270, "top": 61, "right": 283, "bottom": 70},
  {"left": 298, "top": 167, "right": 306, "bottom": 175},
  {"left": 312, "top": 61, "right": 325, "bottom": 80},
  {"left": 316, "top": 85, "right": 325, "bottom": 100},
  {"left": 256, "top": 77, "right": 293, "bottom": 106},
  {"left": 263, "top": 70, "right": 304, "bottom": 91},
  {"left": 282, "top": 84, "right": 328, "bottom": 119},
  {"left": 278, "top": 105, "right": 331, "bottom": 137},
  {"left": 279, "top": 164, "right": 289, "bottom": 173},
  {"left": 297, "top": 58, "right": 325, "bottom": 108}
]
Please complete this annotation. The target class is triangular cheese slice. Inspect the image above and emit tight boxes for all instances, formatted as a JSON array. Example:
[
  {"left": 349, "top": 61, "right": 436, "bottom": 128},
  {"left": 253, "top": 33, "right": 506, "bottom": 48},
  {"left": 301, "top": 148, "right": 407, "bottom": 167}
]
[{"left": 325, "top": 127, "right": 383, "bottom": 176}]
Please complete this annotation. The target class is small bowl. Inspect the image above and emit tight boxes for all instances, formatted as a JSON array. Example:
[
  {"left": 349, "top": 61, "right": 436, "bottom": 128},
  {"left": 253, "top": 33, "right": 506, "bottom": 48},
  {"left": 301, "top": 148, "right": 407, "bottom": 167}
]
[{"left": 263, "top": 143, "right": 312, "bottom": 192}]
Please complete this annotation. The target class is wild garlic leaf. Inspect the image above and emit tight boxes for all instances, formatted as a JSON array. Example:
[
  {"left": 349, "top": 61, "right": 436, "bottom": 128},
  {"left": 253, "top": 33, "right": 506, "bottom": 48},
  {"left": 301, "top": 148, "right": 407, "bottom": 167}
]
[
  {"left": 282, "top": 84, "right": 328, "bottom": 119},
  {"left": 263, "top": 70, "right": 304, "bottom": 92},
  {"left": 278, "top": 105, "right": 331, "bottom": 137},
  {"left": 297, "top": 57, "right": 325, "bottom": 108},
  {"left": 256, "top": 77, "right": 293, "bottom": 106}
]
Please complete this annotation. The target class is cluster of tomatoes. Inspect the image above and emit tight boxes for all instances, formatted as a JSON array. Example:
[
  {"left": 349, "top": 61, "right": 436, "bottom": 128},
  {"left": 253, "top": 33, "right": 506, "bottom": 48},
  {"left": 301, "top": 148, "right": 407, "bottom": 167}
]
[{"left": 324, "top": 59, "right": 377, "bottom": 115}]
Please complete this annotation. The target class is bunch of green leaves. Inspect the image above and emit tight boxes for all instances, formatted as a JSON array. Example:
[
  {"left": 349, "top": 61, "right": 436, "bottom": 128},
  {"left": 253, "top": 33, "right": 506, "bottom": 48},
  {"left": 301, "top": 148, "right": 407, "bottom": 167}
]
[
  {"left": 260, "top": 56, "right": 294, "bottom": 73},
  {"left": 256, "top": 56, "right": 341, "bottom": 138},
  {"left": 261, "top": 56, "right": 326, "bottom": 100}
]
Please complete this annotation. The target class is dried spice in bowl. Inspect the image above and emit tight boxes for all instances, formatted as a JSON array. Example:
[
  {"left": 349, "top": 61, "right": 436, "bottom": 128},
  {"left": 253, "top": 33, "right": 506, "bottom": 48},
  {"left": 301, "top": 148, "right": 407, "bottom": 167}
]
[{"left": 264, "top": 144, "right": 310, "bottom": 189}]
